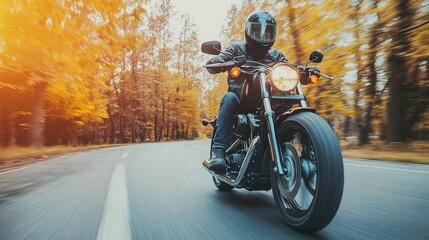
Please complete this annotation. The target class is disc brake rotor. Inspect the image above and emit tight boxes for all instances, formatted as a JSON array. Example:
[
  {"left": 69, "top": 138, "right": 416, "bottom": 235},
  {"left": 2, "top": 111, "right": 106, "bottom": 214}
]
[{"left": 277, "top": 143, "right": 301, "bottom": 200}]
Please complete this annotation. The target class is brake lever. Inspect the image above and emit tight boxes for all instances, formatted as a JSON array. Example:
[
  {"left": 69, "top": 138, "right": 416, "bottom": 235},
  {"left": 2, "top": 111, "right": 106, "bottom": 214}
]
[
  {"left": 306, "top": 66, "right": 334, "bottom": 80},
  {"left": 318, "top": 72, "right": 334, "bottom": 80}
]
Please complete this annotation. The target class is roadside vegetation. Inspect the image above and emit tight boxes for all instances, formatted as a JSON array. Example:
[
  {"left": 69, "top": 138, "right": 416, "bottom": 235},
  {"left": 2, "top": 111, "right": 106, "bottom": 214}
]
[
  {"left": 0, "top": 144, "right": 122, "bottom": 171},
  {"left": 341, "top": 141, "right": 429, "bottom": 164}
]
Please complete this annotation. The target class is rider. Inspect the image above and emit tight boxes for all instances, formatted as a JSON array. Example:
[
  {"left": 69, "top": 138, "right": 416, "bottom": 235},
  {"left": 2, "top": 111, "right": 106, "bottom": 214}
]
[{"left": 204, "top": 11, "right": 288, "bottom": 173}]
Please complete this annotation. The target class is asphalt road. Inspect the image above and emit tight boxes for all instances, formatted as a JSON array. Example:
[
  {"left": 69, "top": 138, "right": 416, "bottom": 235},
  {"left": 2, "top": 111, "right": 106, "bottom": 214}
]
[{"left": 0, "top": 140, "right": 428, "bottom": 240}]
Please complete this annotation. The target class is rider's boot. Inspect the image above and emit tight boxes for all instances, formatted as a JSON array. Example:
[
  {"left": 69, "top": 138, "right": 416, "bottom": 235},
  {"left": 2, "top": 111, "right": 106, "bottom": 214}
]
[{"left": 203, "top": 148, "right": 226, "bottom": 173}]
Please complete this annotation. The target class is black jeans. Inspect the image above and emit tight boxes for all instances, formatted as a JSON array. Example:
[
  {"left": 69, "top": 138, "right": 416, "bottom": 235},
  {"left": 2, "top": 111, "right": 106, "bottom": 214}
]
[{"left": 213, "top": 92, "right": 240, "bottom": 150}]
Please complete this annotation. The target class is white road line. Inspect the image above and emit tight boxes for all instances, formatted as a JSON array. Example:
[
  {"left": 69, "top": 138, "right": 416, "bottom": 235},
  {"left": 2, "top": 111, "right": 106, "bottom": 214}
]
[
  {"left": 121, "top": 152, "right": 129, "bottom": 159},
  {"left": 345, "top": 163, "right": 429, "bottom": 174},
  {"left": 0, "top": 156, "right": 69, "bottom": 175},
  {"left": 0, "top": 165, "right": 33, "bottom": 175},
  {"left": 97, "top": 163, "right": 132, "bottom": 240}
]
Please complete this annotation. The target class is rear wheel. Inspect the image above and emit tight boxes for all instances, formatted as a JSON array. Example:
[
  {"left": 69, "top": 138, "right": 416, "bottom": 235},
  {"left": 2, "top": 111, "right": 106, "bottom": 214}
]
[{"left": 271, "top": 112, "right": 344, "bottom": 232}]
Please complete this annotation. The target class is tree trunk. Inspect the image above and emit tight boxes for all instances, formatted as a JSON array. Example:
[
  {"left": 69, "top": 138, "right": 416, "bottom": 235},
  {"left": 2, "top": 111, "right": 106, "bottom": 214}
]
[
  {"left": 166, "top": 112, "right": 170, "bottom": 140},
  {"left": 28, "top": 82, "right": 47, "bottom": 147},
  {"left": 131, "top": 120, "right": 136, "bottom": 143},
  {"left": 350, "top": 1, "right": 366, "bottom": 145},
  {"left": 386, "top": 0, "right": 413, "bottom": 142},
  {"left": 180, "top": 123, "right": 185, "bottom": 139},
  {"left": 285, "top": 0, "right": 305, "bottom": 64},
  {"left": 360, "top": 0, "right": 380, "bottom": 145},
  {"left": 158, "top": 99, "right": 166, "bottom": 141},
  {"left": 154, "top": 82, "right": 159, "bottom": 141},
  {"left": 185, "top": 122, "right": 189, "bottom": 140},
  {"left": 9, "top": 111, "right": 16, "bottom": 147},
  {"left": 108, "top": 105, "right": 115, "bottom": 144},
  {"left": 0, "top": 91, "right": 14, "bottom": 147},
  {"left": 93, "top": 122, "right": 98, "bottom": 145},
  {"left": 119, "top": 115, "right": 126, "bottom": 143},
  {"left": 171, "top": 121, "right": 176, "bottom": 140},
  {"left": 103, "top": 119, "right": 107, "bottom": 144},
  {"left": 0, "top": 93, "right": 5, "bottom": 146},
  {"left": 131, "top": 48, "right": 138, "bottom": 143},
  {"left": 387, "top": 57, "right": 407, "bottom": 142},
  {"left": 343, "top": 116, "right": 351, "bottom": 141},
  {"left": 404, "top": 61, "right": 429, "bottom": 139},
  {"left": 69, "top": 121, "right": 78, "bottom": 147}
]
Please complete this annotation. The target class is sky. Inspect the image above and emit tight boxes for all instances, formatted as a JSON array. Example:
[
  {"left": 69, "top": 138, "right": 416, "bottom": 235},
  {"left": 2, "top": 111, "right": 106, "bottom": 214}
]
[{"left": 169, "top": 0, "right": 242, "bottom": 43}]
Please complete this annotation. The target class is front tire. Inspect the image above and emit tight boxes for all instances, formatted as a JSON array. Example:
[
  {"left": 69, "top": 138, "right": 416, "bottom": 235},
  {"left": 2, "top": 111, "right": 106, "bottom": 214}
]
[{"left": 271, "top": 112, "right": 344, "bottom": 232}]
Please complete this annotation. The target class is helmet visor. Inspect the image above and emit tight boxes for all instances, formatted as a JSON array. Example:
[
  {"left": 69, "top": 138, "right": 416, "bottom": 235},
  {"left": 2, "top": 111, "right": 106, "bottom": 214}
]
[{"left": 246, "top": 22, "right": 276, "bottom": 42}]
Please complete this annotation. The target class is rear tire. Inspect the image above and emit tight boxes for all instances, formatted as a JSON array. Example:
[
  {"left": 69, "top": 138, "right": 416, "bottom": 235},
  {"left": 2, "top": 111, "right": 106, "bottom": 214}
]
[{"left": 271, "top": 112, "right": 344, "bottom": 232}]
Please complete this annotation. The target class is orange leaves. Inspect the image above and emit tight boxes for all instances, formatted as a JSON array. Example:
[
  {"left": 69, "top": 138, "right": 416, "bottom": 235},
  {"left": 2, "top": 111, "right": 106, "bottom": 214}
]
[
  {"left": 0, "top": 1, "right": 145, "bottom": 129},
  {"left": 46, "top": 80, "right": 108, "bottom": 124}
]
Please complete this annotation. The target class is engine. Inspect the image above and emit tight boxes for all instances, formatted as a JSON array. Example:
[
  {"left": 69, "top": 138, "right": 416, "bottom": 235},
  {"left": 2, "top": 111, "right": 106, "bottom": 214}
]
[{"left": 232, "top": 114, "right": 260, "bottom": 138}]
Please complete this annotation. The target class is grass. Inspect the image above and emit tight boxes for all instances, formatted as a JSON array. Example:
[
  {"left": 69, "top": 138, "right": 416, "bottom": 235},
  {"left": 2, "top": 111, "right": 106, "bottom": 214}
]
[
  {"left": 0, "top": 144, "right": 123, "bottom": 170},
  {"left": 341, "top": 141, "right": 429, "bottom": 164}
]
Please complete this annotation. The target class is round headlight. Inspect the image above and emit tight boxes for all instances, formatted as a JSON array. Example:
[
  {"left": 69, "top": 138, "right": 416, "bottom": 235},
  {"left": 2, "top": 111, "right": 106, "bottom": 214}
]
[{"left": 269, "top": 63, "right": 300, "bottom": 93}]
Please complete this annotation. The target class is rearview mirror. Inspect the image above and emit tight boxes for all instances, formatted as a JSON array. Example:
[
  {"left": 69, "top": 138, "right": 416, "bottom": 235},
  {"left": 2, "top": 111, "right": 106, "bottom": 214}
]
[
  {"left": 309, "top": 51, "right": 323, "bottom": 63},
  {"left": 201, "top": 41, "right": 221, "bottom": 55}
]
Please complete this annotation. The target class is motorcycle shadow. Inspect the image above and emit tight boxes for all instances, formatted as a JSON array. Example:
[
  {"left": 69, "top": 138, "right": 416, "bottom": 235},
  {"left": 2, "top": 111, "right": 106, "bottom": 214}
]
[
  {"left": 211, "top": 190, "right": 331, "bottom": 239},
  {"left": 214, "top": 190, "right": 275, "bottom": 210}
]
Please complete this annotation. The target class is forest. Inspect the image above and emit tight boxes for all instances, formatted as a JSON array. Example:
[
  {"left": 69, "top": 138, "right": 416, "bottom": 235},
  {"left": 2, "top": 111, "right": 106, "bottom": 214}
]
[{"left": 0, "top": 0, "right": 428, "bottom": 147}]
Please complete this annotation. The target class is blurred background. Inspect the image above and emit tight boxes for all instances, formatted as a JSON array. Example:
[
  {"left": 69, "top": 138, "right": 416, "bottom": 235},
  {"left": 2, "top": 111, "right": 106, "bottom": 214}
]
[
  {"left": 1, "top": 2, "right": 428, "bottom": 239},
  {"left": 0, "top": 0, "right": 428, "bottom": 149}
]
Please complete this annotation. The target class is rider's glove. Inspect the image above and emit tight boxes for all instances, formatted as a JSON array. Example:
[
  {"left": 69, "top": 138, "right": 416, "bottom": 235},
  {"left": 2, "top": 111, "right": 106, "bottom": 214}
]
[
  {"left": 206, "top": 57, "right": 226, "bottom": 74},
  {"left": 206, "top": 57, "right": 225, "bottom": 65}
]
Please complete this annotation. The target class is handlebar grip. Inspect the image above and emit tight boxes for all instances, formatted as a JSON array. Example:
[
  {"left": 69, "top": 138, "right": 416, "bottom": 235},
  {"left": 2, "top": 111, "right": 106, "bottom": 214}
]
[{"left": 203, "top": 62, "right": 235, "bottom": 68}]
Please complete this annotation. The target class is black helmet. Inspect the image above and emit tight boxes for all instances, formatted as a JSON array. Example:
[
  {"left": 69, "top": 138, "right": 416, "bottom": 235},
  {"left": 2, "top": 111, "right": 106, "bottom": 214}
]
[{"left": 245, "top": 11, "right": 277, "bottom": 52}]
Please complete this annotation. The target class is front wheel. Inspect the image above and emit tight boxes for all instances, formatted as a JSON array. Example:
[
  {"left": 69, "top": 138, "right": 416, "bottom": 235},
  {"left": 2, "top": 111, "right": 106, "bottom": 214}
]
[{"left": 271, "top": 112, "right": 344, "bottom": 232}]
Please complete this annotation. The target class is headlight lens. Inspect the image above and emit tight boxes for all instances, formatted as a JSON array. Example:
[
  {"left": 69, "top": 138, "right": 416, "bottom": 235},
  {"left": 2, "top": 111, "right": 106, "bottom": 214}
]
[{"left": 269, "top": 63, "right": 299, "bottom": 93}]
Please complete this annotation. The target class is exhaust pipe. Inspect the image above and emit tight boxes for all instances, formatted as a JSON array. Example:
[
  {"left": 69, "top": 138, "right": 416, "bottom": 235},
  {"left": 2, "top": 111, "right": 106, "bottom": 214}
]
[{"left": 203, "top": 136, "right": 260, "bottom": 188}]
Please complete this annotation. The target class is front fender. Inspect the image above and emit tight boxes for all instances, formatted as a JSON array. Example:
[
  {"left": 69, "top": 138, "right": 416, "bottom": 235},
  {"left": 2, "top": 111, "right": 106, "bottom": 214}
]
[{"left": 275, "top": 107, "right": 316, "bottom": 127}]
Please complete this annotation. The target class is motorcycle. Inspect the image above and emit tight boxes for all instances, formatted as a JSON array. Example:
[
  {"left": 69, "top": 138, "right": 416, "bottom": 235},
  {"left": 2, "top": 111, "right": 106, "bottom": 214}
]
[{"left": 201, "top": 41, "right": 344, "bottom": 233}]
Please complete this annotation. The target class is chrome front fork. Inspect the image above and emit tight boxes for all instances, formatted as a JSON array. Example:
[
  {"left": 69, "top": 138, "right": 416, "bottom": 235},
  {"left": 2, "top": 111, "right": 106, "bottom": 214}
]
[{"left": 259, "top": 72, "right": 284, "bottom": 175}]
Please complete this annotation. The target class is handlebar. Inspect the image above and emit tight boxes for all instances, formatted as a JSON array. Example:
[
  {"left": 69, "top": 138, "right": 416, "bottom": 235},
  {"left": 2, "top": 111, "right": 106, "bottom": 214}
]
[
  {"left": 307, "top": 67, "right": 334, "bottom": 80},
  {"left": 318, "top": 72, "right": 334, "bottom": 80},
  {"left": 204, "top": 59, "right": 270, "bottom": 74},
  {"left": 204, "top": 60, "right": 266, "bottom": 75},
  {"left": 203, "top": 61, "right": 236, "bottom": 68},
  {"left": 204, "top": 60, "right": 334, "bottom": 80},
  {"left": 302, "top": 66, "right": 334, "bottom": 80}
]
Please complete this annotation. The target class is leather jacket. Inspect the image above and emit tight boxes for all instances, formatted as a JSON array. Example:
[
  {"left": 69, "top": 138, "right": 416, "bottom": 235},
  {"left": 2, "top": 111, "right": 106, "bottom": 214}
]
[{"left": 206, "top": 42, "right": 288, "bottom": 97}]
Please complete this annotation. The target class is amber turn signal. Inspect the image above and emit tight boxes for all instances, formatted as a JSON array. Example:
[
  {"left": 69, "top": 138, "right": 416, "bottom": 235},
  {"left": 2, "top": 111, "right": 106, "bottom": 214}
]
[
  {"left": 230, "top": 67, "right": 241, "bottom": 78},
  {"left": 309, "top": 75, "right": 319, "bottom": 84}
]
